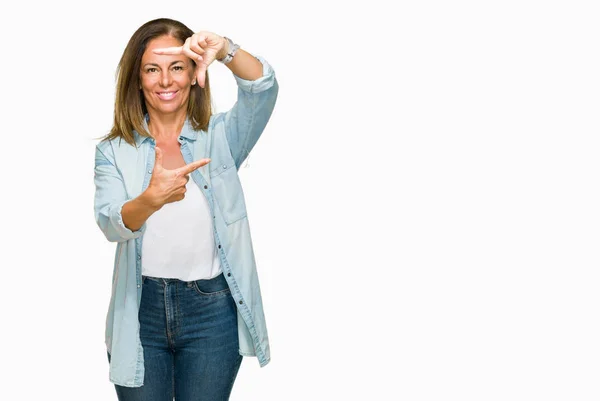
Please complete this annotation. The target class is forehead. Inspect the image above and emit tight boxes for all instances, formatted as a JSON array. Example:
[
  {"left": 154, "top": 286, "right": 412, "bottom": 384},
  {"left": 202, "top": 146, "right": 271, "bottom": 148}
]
[{"left": 141, "top": 35, "right": 186, "bottom": 64}]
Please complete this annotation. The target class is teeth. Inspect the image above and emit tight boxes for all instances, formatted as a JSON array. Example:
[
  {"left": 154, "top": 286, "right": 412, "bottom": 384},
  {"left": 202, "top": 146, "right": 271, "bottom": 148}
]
[{"left": 157, "top": 91, "right": 177, "bottom": 100}]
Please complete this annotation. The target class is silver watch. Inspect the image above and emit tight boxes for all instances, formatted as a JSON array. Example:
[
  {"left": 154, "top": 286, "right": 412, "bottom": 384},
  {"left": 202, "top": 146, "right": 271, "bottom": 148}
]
[{"left": 217, "top": 37, "right": 240, "bottom": 64}]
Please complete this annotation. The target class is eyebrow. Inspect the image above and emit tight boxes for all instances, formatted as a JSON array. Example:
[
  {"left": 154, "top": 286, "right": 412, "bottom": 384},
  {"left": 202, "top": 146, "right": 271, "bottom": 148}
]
[{"left": 143, "top": 61, "right": 185, "bottom": 68}]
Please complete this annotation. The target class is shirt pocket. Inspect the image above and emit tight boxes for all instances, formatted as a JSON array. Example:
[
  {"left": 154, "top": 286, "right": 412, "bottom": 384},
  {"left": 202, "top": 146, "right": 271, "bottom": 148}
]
[{"left": 210, "top": 162, "right": 248, "bottom": 225}]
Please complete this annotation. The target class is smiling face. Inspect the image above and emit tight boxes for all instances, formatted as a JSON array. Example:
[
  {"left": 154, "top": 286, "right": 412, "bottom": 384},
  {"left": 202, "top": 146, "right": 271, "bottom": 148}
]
[{"left": 139, "top": 35, "right": 196, "bottom": 117}]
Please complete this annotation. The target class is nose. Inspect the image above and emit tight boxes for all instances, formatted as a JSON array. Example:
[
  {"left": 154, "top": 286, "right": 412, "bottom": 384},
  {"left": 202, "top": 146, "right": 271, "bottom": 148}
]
[{"left": 159, "top": 69, "right": 173, "bottom": 87}]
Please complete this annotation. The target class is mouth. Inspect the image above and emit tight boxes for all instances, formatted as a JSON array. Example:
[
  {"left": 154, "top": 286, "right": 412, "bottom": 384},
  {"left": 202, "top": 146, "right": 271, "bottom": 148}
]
[{"left": 156, "top": 90, "right": 178, "bottom": 101}]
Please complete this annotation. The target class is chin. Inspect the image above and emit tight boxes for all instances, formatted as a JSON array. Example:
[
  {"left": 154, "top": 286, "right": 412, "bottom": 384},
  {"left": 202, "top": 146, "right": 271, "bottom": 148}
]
[
  {"left": 159, "top": 106, "right": 180, "bottom": 113},
  {"left": 151, "top": 103, "right": 186, "bottom": 115}
]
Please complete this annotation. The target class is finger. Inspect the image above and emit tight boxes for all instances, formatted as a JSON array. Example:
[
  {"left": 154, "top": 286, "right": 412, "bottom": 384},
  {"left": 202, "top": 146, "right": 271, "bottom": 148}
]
[
  {"left": 152, "top": 46, "right": 184, "bottom": 55},
  {"left": 183, "top": 37, "right": 203, "bottom": 63},
  {"left": 178, "top": 174, "right": 190, "bottom": 188},
  {"left": 177, "top": 158, "right": 211, "bottom": 175},
  {"left": 189, "top": 37, "right": 206, "bottom": 56},
  {"left": 179, "top": 175, "right": 190, "bottom": 189},
  {"left": 154, "top": 147, "right": 163, "bottom": 169},
  {"left": 196, "top": 65, "right": 207, "bottom": 88}
]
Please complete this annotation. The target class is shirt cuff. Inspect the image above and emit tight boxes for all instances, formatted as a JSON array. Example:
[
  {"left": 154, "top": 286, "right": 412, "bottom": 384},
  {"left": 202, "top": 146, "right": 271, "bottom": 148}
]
[
  {"left": 110, "top": 199, "right": 145, "bottom": 240},
  {"left": 233, "top": 55, "right": 276, "bottom": 94}
]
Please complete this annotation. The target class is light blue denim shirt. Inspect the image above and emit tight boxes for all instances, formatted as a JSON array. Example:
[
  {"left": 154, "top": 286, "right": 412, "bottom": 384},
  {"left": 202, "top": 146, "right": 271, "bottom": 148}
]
[{"left": 94, "top": 55, "right": 278, "bottom": 387}]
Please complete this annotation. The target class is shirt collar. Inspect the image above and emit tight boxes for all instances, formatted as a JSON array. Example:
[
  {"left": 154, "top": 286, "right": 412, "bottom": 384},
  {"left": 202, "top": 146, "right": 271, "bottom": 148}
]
[
  {"left": 133, "top": 114, "right": 199, "bottom": 147},
  {"left": 178, "top": 119, "right": 199, "bottom": 141}
]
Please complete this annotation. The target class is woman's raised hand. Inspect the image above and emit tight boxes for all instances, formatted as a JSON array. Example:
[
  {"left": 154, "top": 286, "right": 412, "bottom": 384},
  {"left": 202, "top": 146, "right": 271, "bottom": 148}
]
[
  {"left": 146, "top": 147, "right": 211, "bottom": 208},
  {"left": 153, "top": 31, "right": 227, "bottom": 88}
]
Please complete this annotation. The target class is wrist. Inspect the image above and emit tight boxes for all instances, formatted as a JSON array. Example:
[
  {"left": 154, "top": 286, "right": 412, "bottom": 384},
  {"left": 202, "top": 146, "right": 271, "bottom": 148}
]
[
  {"left": 217, "top": 37, "right": 240, "bottom": 64},
  {"left": 216, "top": 37, "right": 229, "bottom": 61},
  {"left": 139, "top": 189, "right": 163, "bottom": 212}
]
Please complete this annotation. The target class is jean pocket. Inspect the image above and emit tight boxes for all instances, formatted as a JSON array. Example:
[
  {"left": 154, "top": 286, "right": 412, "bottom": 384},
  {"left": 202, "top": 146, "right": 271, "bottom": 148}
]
[{"left": 192, "top": 274, "right": 231, "bottom": 296}]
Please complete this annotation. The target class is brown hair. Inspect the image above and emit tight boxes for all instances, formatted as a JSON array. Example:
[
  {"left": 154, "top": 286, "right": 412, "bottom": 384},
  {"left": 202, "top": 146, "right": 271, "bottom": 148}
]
[{"left": 103, "top": 18, "right": 212, "bottom": 146}]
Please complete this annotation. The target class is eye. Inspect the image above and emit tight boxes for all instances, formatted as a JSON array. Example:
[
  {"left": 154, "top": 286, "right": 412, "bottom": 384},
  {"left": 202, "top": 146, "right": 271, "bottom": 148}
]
[
  {"left": 172, "top": 65, "right": 184, "bottom": 71},
  {"left": 146, "top": 67, "right": 158, "bottom": 73}
]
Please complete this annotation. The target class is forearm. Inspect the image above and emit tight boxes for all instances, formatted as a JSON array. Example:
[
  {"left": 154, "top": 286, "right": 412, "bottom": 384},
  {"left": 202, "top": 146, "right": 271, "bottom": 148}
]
[
  {"left": 220, "top": 46, "right": 263, "bottom": 81},
  {"left": 121, "top": 191, "right": 161, "bottom": 232}
]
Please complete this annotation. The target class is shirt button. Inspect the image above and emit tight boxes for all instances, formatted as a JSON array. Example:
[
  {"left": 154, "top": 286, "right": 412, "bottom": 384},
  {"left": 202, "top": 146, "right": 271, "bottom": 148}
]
[
  {"left": 204, "top": 185, "right": 208, "bottom": 189},
  {"left": 147, "top": 170, "right": 152, "bottom": 174},
  {"left": 137, "top": 284, "right": 140, "bottom": 288},
  {"left": 239, "top": 300, "right": 243, "bottom": 305},
  {"left": 137, "top": 255, "right": 141, "bottom": 260},
  {"left": 227, "top": 272, "right": 231, "bottom": 277},
  {"left": 218, "top": 245, "right": 221, "bottom": 249},
  {"left": 223, "top": 164, "right": 227, "bottom": 169}
]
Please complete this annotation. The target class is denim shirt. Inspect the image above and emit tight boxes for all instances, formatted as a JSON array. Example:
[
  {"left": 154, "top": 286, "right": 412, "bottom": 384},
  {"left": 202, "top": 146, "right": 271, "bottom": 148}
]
[{"left": 93, "top": 55, "right": 278, "bottom": 387}]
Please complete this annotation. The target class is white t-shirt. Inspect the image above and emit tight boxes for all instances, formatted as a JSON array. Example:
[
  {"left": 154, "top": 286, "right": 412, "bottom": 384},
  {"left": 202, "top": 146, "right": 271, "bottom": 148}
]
[{"left": 141, "top": 178, "right": 222, "bottom": 281}]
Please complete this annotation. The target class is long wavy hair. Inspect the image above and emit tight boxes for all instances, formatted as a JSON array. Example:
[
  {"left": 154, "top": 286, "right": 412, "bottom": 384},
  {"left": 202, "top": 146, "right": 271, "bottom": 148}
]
[{"left": 103, "top": 18, "right": 212, "bottom": 146}]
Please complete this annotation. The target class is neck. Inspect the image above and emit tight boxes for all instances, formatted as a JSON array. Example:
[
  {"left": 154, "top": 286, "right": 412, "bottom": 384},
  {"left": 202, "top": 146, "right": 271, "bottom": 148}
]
[{"left": 146, "top": 108, "right": 187, "bottom": 142}]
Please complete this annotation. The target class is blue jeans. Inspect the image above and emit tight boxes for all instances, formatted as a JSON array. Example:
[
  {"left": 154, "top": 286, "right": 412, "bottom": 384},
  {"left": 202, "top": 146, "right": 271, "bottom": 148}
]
[{"left": 107, "top": 272, "right": 243, "bottom": 401}]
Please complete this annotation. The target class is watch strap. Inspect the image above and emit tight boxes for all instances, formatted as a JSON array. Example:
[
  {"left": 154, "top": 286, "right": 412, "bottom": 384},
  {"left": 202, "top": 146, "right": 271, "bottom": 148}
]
[{"left": 217, "top": 37, "right": 240, "bottom": 64}]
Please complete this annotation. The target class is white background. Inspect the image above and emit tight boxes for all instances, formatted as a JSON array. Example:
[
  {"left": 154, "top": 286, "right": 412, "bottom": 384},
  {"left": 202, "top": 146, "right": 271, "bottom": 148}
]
[{"left": 1, "top": 0, "right": 599, "bottom": 400}]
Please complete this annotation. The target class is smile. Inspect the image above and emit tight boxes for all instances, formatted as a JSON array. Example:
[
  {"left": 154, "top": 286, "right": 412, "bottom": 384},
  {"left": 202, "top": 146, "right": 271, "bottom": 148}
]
[{"left": 156, "top": 91, "right": 178, "bottom": 100}]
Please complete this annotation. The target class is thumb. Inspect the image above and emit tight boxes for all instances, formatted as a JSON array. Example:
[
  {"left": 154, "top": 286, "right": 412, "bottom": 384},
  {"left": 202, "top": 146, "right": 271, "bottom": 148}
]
[
  {"left": 196, "top": 65, "right": 207, "bottom": 88},
  {"left": 154, "top": 146, "right": 163, "bottom": 169}
]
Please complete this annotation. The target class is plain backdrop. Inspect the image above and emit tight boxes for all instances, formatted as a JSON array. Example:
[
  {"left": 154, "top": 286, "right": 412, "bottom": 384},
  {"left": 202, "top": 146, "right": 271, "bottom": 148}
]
[{"left": 1, "top": 0, "right": 599, "bottom": 400}]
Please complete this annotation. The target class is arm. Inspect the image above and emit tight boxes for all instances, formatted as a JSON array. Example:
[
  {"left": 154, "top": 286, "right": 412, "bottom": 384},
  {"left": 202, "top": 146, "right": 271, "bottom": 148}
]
[
  {"left": 221, "top": 52, "right": 279, "bottom": 169},
  {"left": 219, "top": 47, "right": 263, "bottom": 80},
  {"left": 94, "top": 145, "right": 150, "bottom": 242},
  {"left": 120, "top": 146, "right": 210, "bottom": 230},
  {"left": 121, "top": 193, "right": 160, "bottom": 232},
  {"left": 94, "top": 145, "right": 210, "bottom": 241}
]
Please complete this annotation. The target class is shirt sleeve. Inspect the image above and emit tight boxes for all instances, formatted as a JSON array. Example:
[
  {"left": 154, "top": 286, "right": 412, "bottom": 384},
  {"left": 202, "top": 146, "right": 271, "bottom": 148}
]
[
  {"left": 94, "top": 144, "right": 145, "bottom": 242},
  {"left": 222, "top": 54, "right": 279, "bottom": 169}
]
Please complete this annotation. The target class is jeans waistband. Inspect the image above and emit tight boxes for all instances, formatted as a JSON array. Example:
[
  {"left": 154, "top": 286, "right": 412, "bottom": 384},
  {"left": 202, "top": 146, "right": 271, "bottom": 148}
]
[{"left": 143, "top": 272, "right": 224, "bottom": 284}]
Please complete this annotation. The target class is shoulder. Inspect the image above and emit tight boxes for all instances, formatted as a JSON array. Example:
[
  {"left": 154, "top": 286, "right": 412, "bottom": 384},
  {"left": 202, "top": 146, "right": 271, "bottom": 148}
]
[
  {"left": 95, "top": 136, "right": 138, "bottom": 164},
  {"left": 209, "top": 111, "right": 226, "bottom": 128},
  {"left": 95, "top": 138, "right": 115, "bottom": 164},
  {"left": 95, "top": 137, "right": 113, "bottom": 153}
]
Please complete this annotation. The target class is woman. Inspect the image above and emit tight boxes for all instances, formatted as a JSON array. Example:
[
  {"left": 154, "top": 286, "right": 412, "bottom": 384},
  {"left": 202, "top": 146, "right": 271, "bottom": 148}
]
[{"left": 93, "top": 18, "right": 278, "bottom": 400}]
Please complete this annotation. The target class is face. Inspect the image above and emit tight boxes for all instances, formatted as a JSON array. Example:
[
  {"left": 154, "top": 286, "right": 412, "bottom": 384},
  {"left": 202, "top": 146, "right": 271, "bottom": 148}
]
[{"left": 139, "top": 35, "right": 196, "bottom": 117}]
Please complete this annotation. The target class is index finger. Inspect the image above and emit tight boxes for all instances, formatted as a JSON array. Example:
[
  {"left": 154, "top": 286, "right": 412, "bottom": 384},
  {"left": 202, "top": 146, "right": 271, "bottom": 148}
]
[
  {"left": 177, "top": 158, "right": 211, "bottom": 175},
  {"left": 152, "top": 46, "right": 184, "bottom": 55}
]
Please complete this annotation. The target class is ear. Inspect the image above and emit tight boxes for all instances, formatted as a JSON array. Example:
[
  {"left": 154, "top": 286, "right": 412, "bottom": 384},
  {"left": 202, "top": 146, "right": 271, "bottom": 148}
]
[{"left": 191, "top": 63, "right": 198, "bottom": 86}]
